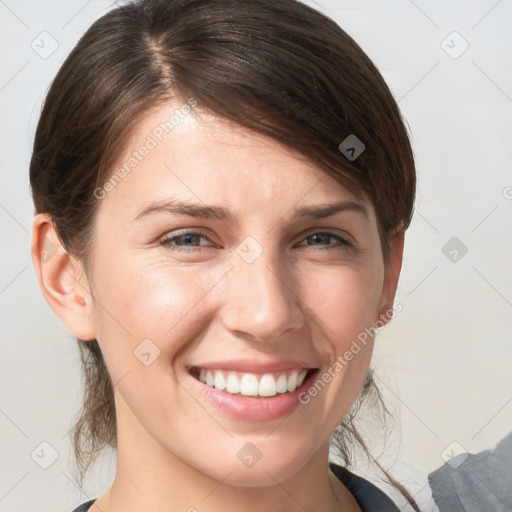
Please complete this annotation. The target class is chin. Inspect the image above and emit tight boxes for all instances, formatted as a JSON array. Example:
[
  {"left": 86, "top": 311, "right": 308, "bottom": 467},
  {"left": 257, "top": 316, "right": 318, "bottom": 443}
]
[{"left": 199, "top": 445, "right": 313, "bottom": 487}]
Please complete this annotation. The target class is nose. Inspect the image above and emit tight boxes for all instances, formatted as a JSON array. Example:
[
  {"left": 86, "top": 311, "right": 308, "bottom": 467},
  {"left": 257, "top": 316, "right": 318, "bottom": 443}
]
[{"left": 218, "top": 245, "right": 304, "bottom": 343}]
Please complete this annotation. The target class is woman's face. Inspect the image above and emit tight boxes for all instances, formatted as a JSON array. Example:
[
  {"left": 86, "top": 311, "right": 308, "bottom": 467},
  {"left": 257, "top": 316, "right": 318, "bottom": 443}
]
[{"left": 79, "top": 99, "right": 401, "bottom": 485}]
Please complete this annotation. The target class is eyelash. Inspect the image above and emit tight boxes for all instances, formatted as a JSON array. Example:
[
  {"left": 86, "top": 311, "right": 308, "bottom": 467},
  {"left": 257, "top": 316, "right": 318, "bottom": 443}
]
[{"left": 158, "top": 230, "right": 353, "bottom": 253}]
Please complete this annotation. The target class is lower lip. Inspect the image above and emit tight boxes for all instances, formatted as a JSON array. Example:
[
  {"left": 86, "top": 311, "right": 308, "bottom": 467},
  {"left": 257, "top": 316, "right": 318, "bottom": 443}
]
[{"left": 189, "top": 370, "right": 318, "bottom": 421}]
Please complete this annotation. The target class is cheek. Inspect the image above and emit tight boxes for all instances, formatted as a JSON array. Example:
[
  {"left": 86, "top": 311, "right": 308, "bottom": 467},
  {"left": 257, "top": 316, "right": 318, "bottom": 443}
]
[
  {"left": 299, "top": 265, "right": 382, "bottom": 413},
  {"left": 302, "top": 263, "right": 384, "bottom": 346},
  {"left": 87, "top": 257, "right": 220, "bottom": 429},
  {"left": 88, "top": 252, "right": 220, "bottom": 379}
]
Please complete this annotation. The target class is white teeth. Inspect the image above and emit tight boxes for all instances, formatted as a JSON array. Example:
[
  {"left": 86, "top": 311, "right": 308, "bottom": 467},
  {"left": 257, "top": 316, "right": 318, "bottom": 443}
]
[
  {"left": 240, "top": 374, "right": 259, "bottom": 396},
  {"left": 276, "top": 374, "right": 288, "bottom": 393},
  {"left": 226, "top": 373, "right": 241, "bottom": 393},
  {"left": 213, "top": 371, "right": 226, "bottom": 391},
  {"left": 197, "top": 368, "right": 310, "bottom": 397},
  {"left": 259, "top": 374, "right": 277, "bottom": 396},
  {"left": 287, "top": 370, "right": 298, "bottom": 392}
]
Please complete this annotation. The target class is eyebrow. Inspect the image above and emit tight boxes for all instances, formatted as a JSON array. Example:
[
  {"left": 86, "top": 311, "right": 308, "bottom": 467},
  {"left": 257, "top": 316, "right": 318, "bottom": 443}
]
[{"left": 134, "top": 197, "right": 368, "bottom": 222}]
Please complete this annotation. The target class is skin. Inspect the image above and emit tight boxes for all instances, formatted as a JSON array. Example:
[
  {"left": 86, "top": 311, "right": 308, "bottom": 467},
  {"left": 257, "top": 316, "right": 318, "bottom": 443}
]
[{"left": 32, "top": 98, "right": 404, "bottom": 512}]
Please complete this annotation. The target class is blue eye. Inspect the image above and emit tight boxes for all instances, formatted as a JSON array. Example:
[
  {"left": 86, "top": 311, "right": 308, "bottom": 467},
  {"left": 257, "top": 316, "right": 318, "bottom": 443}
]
[
  {"left": 159, "top": 231, "right": 214, "bottom": 253},
  {"left": 299, "top": 232, "right": 353, "bottom": 251},
  {"left": 158, "top": 230, "right": 353, "bottom": 253}
]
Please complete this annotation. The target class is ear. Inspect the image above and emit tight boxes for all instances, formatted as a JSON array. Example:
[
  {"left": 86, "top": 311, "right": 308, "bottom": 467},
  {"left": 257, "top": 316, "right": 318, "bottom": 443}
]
[
  {"left": 376, "top": 229, "right": 405, "bottom": 327},
  {"left": 31, "top": 213, "right": 96, "bottom": 341}
]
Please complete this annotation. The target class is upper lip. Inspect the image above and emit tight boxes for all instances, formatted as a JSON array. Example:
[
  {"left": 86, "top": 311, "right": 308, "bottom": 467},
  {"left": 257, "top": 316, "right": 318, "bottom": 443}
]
[{"left": 188, "top": 359, "right": 318, "bottom": 374}]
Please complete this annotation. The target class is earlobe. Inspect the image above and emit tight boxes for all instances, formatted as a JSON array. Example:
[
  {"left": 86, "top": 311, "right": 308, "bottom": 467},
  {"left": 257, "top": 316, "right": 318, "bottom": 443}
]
[
  {"left": 376, "top": 229, "right": 405, "bottom": 326},
  {"left": 31, "top": 213, "right": 96, "bottom": 341}
]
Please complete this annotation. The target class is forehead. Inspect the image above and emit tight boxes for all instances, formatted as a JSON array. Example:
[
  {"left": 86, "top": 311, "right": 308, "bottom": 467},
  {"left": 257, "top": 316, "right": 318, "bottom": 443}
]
[{"left": 97, "top": 98, "right": 375, "bottom": 223}]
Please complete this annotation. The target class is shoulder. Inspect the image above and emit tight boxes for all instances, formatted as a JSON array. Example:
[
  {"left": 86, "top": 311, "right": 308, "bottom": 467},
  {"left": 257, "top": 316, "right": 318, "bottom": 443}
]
[
  {"left": 71, "top": 499, "right": 96, "bottom": 512},
  {"left": 329, "top": 462, "right": 400, "bottom": 512},
  {"left": 428, "top": 431, "right": 512, "bottom": 511}
]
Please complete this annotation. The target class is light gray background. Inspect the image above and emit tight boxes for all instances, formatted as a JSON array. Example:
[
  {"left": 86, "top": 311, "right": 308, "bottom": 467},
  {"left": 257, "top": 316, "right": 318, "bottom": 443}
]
[{"left": 1, "top": 1, "right": 511, "bottom": 511}]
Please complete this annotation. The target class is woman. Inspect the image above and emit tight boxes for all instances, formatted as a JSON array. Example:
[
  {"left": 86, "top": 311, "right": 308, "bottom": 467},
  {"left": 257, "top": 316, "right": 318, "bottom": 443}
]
[{"left": 30, "top": 0, "right": 418, "bottom": 510}]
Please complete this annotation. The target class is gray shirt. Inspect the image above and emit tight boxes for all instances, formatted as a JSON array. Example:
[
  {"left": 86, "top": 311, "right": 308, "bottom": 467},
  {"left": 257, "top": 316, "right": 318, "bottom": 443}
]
[{"left": 428, "top": 430, "right": 512, "bottom": 512}]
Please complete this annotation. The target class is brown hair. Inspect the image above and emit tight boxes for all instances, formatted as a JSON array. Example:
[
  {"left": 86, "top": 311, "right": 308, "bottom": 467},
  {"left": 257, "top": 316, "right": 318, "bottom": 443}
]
[{"left": 30, "top": 0, "right": 417, "bottom": 508}]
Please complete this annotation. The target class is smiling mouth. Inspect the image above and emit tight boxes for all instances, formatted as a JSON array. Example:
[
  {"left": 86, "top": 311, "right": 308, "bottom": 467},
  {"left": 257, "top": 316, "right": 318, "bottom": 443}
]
[{"left": 189, "top": 366, "right": 317, "bottom": 398}]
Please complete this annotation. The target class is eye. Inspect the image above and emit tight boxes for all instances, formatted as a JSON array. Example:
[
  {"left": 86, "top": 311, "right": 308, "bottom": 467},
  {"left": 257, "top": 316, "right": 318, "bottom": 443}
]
[
  {"left": 158, "top": 229, "right": 353, "bottom": 253},
  {"left": 158, "top": 230, "right": 215, "bottom": 253},
  {"left": 297, "top": 232, "right": 353, "bottom": 251}
]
